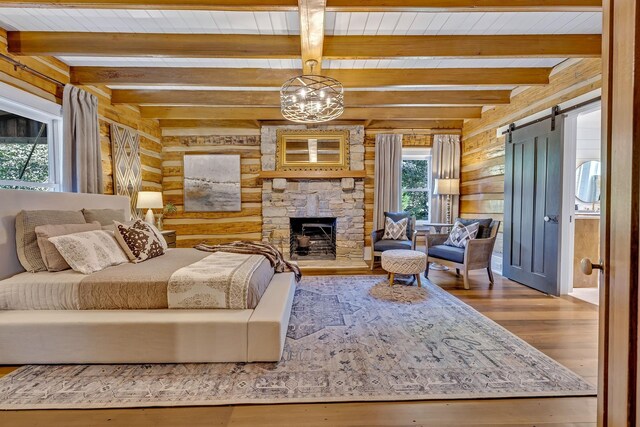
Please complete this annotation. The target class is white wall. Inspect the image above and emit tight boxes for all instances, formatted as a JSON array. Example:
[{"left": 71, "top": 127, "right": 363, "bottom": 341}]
[{"left": 575, "top": 109, "right": 601, "bottom": 211}]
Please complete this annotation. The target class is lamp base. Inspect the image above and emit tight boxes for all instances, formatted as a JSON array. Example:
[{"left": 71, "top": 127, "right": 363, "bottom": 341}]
[{"left": 144, "top": 209, "right": 155, "bottom": 225}]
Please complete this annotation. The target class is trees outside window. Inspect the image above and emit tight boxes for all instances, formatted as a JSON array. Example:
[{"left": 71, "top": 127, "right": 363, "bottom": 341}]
[
  {"left": 401, "top": 158, "right": 430, "bottom": 221},
  {"left": 0, "top": 110, "right": 52, "bottom": 191}
]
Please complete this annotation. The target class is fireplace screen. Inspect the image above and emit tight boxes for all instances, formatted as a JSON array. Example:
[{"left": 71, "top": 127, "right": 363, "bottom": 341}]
[{"left": 290, "top": 217, "right": 337, "bottom": 260}]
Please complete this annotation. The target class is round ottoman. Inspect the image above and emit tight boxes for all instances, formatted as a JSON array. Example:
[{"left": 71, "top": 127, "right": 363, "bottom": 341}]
[{"left": 381, "top": 249, "right": 427, "bottom": 287}]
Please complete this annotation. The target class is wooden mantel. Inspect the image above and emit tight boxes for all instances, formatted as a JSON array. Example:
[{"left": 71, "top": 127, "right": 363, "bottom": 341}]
[{"left": 258, "top": 170, "right": 366, "bottom": 180}]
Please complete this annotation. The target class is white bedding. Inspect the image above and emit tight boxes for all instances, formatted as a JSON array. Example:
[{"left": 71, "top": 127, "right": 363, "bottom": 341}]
[
  {"left": 0, "top": 270, "right": 83, "bottom": 310},
  {"left": 0, "top": 249, "right": 275, "bottom": 310}
]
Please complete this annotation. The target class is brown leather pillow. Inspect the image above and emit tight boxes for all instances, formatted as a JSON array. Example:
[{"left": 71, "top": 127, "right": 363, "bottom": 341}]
[{"left": 35, "top": 222, "right": 102, "bottom": 272}]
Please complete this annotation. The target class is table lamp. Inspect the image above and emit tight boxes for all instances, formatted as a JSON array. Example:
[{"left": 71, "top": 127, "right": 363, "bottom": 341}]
[
  {"left": 136, "top": 191, "right": 163, "bottom": 225},
  {"left": 433, "top": 178, "right": 460, "bottom": 224}
]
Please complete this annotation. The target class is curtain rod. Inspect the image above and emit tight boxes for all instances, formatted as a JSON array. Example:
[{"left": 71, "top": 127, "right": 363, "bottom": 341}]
[{"left": 0, "top": 53, "right": 66, "bottom": 88}]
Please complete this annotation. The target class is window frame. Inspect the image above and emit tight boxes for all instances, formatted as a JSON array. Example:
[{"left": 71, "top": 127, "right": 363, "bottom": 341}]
[
  {"left": 0, "top": 82, "right": 63, "bottom": 191},
  {"left": 401, "top": 147, "right": 432, "bottom": 225}
]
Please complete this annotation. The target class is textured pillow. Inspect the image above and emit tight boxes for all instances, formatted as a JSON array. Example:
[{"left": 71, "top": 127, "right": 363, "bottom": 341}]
[
  {"left": 384, "top": 212, "right": 413, "bottom": 240},
  {"left": 382, "top": 217, "right": 409, "bottom": 241},
  {"left": 82, "top": 208, "right": 127, "bottom": 226},
  {"left": 445, "top": 221, "right": 480, "bottom": 248},
  {"left": 15, "top": 210, "right": 87, "bottom": 272},
  {"left": 35, "top": 222, "right": 102, "bottom": 272},
  {"left": 49, "top": 230, "right": 129, "bottom": 274},
  {"left": 455, "top": 217, "right": 493, "bottom": 239},
  {"left": 109, "top": 220, "right": 168, "bottom": 250},
  {"left": 114, "top": 219, "right": 166, "bottom": 263},
  {"left": 147, "top": 222, "right": 169, "bottom": 251}
]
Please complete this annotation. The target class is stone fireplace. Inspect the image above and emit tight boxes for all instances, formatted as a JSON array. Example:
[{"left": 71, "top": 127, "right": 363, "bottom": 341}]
[
  {"left": 289, "top": 217, "right": 337, "bottom": 260},
  {"left": 261, "top": 125, "right": 365, "bottom": 262}
]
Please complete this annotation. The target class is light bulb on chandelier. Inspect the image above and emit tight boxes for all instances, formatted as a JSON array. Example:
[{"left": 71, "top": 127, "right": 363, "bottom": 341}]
[{"left": 280, "top": 60, "right": 344, "bottom": 124}]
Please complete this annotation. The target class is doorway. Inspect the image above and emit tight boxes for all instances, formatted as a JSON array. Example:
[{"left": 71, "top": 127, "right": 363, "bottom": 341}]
[{"left": 559, "top": 103, "right": 602, "bottom": 305}]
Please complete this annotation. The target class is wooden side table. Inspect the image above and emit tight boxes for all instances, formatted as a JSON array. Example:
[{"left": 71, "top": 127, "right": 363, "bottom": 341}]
[{"left": 160, "top": 230, "right": 177, "bottom": 248}]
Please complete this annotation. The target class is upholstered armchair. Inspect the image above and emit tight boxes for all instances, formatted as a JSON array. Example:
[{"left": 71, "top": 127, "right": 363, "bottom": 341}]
[
  {"left": 425, "top": 219, "right": 501, "bottom": 289},
  {"left": 370, "top": 212, "right": 417, "bottom": 270}
]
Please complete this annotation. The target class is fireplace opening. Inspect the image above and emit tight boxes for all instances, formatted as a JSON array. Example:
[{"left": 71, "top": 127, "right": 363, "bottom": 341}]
[{"left": 290, "top": 217, "right": 337, "bottom": 261}]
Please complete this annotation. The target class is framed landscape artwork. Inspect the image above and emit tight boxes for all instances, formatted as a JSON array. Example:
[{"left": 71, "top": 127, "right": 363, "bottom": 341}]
[{"left": 183, "top": 154, "right": 241, "bottom": 212}]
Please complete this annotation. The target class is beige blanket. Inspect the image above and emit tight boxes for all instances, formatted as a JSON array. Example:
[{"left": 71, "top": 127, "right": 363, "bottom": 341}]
[{"left": 167, "top": 252, "right": 267, "bottom": 309}]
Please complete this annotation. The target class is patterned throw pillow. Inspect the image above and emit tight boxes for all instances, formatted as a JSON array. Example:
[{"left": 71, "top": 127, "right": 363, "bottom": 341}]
[
  {"left": 35, "top": 221, "right": 102, "bottom": 272},
  {"left": 382, "top": 217, "right": 409, "bottom": 241},
  {"left": 114, "top": 219, "right": 165, "bottom": 263},
  {"left": 444, "top": 221, "right": 480, "bottom": 248},
  {"left": 15, "top": 209, "right": 87, "bottom": 272},
  {"left": 48, "top": 230, "right": 129, "bottom": 274}
]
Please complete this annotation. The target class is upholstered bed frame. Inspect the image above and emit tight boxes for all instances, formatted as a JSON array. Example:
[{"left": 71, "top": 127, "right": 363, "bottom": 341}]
[{"left": 0, "top": 189, "right": 296, "bottom": 364}]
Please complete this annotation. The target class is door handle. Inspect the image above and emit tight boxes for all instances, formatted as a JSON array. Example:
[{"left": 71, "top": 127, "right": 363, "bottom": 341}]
[
  {"left": 544, "top": 215, "right": 559, "bottom": 223},
  {"left": 581, "top": 258, "right": 604, "bottom": 275}
]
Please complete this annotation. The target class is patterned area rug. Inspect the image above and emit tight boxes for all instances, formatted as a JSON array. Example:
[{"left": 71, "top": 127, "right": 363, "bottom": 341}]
[{"left": 0, "top": 275, "right": 595, "bottom": 409}]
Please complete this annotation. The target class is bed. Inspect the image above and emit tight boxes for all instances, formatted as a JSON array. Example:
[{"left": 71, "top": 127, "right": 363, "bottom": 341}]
[{"left": 0, "top": 189, "right": 296, "bottom": 364}]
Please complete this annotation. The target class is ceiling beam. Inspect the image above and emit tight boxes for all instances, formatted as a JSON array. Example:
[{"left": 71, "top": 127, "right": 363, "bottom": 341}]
[
  {"left": 7, "top": 32, "right": 300, "bottom": 58},
  {"left": 159, "top": 119, "right": 261, "bottom": 128},
  {"left": 299, "top": 0, "right": 326, "bottom": 74},
  {"left": 0, "top": 0, "right": 601, "bottom": 12},
  {"left": 111, "top": 89, "right": 512, "bottom": 105},
  {"left": 8, "top": 32, "right": 601, "bottom": 59},
  {"left": 323, "top": 34, "right": 602, "bottom": 59},
  {"left": 326, "top": 0, "right": 602, "bottom": 11},
  {"left": 71, "top": 67, "right": 550, "bottom": 86},
  {"left": 139, "top": 106, "right": 482, "bottom": 119}
]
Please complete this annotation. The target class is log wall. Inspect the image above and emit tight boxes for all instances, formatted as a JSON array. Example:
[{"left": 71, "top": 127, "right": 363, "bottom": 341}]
[{"left": 160, "top": 129, "right": 263, "bottom": 248}]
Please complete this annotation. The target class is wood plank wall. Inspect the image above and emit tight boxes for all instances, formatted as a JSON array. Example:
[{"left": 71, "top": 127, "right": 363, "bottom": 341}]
[
  {"left": 0, "top": 28, "right": 161, "bottom": 194},
  {"left": 364, "top": 132, "right": 433, "bottom": 246},
  {"left": 460, "top": 58, "right": 603, "bottom": 264},
  {"left": 161, "top": 129, "right": 263, "bottom": 248},
  {"left": 158, "top": 128, "right": 453, "bottom": 249}
]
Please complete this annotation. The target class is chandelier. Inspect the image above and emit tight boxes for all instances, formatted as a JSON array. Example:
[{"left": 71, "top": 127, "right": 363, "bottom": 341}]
[{"left": 280, "top": 60, "right": 344, "bottom": 123}]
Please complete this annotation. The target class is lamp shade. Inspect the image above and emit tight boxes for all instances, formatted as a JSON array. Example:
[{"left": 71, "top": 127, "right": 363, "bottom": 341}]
[
  {"left": 433, "top": 178, "right": 460, "bottom": 196},
  {"left": 136, "top": 191, "right": 163, "bottom": 209}
]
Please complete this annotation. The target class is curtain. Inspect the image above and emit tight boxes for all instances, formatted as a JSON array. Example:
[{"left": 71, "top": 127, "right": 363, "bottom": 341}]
[
  {"left": 373, "top": 133, "right": 403, "bottom": 230},
  {"left": 430, "top": 134, "right": 461, "bottom": 223},
  {"left": 62, "top": 85, "right": 103, "bottom": 194}
]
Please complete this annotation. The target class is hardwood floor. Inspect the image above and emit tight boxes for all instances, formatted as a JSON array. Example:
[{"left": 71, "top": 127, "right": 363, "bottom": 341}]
[{"left": 0, "top": 269, "right": 599, "bottom": 427}]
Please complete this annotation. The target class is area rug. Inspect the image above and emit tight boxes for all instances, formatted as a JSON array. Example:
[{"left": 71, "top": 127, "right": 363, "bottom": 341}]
[{"left": 0, "top": 275, "right": 595, "bottom": 409}]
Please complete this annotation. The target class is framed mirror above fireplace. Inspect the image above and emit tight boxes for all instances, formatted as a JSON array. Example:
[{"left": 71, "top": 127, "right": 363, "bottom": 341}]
[{"left": 276, "top": 129, "right": 350, "bottom": 171}]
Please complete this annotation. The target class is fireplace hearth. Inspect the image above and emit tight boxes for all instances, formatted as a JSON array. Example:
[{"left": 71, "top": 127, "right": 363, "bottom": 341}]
[{"left": 290, "top": 217, "right": 337, "bottom": 260}]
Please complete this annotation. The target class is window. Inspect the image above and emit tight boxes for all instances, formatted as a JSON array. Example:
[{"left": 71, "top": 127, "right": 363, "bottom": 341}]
[
  {"left": 402, "top": 148, "right": 431, "bottom": 223},
  {"left": 0, "top": 84, "right": 62, "bottom": 191}
]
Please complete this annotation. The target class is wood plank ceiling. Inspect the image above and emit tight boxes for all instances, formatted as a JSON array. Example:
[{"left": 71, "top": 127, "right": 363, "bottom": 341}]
[{"left": 0, "top": 1, "right": 603, "bottom": 128}]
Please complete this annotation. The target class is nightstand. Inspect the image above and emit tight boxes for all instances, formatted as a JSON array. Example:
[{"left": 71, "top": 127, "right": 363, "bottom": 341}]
[{"left": 160, "top": 230, "right": 177, "bottom": 248}]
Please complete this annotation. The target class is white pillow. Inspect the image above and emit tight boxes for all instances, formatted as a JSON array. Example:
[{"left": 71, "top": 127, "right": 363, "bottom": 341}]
[
  {"left": 49, "top": 230, "right": 129, "bottom": 274},
  {"left": 444, "top": 221, "right": 480, "bottom": 248}
]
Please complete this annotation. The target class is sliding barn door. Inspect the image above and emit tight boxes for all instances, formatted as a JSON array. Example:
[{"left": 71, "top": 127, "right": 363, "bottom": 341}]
[{"left": 503, "top": 118, "right": 563, "bottom": 295}]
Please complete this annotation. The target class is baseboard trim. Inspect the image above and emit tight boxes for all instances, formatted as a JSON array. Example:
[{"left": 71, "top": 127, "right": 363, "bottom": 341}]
[{"left": 492, "top": 254, "right": 503, "bottom": 276}]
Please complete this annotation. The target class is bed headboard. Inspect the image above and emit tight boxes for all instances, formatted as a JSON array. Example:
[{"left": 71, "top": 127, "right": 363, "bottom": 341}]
[{"left": 0, "top": 189, "right": 131, "bottom": 280}]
